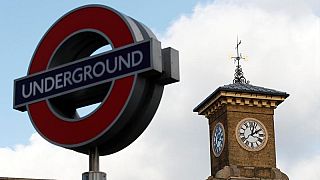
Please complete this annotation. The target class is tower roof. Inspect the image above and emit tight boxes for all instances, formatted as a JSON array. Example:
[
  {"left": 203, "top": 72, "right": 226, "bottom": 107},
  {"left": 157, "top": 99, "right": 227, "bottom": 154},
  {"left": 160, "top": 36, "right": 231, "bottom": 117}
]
[
  {"left": 193, "top": 83, "right": 289, "bottom": 113},
  {"left": 219, "top": 83, "right": 289, "bottom": 97}
]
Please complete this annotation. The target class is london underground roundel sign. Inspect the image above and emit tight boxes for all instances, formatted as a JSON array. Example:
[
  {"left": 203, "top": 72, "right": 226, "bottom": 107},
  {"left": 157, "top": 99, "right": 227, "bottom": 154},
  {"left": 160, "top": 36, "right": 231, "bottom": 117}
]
[{"left": 13, "top": 5, "right": 179, "bottom": 155}]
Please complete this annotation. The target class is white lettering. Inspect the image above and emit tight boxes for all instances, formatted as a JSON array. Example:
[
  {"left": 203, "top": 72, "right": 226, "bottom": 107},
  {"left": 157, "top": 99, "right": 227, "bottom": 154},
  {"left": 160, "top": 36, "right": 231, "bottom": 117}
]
[
  {"left": 84, "top": 65, "right": 93, "bottom": 81},
  {"left": 45, "top": 77, "right": 54, "bottom": 92},
  {"left": 93, "top": 62, "right": 105, "bottom": 77},
  {"left": 132, "top": 50, "right": 143, "bottom": 67},
  {"left": 22, "top": 83, "right": 32, "bottom": 98},
  {"left": 72, "top": 68, "right": 83, "bottom": 83},
  {"left": 63, "top": 71, "right": 72, "bottom": 87},
  {"left": 19, "top": 49, "right": 147, "bottom": 101},
  {"left": 55, "top": 73, "right": 63, "bottom": 89},
  {"left": 106, "top": 58, "right": 117, "bottom": 73},
  {"left": 118, "top": 53, "right": 131, "bottom": 71},
  {"left": 33, "top": 79, "right": 44, "bottom": 96}
]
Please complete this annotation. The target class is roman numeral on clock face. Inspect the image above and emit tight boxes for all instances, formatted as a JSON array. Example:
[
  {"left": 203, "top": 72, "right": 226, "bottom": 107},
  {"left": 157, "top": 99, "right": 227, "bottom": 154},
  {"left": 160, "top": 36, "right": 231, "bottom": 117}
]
[
  {"left": 250, "top": 142, "right": 254, "bottom": 148},
  {"left": 249, "top": 121, "right": 257, "bottom": 129},
  {"left": 241, "top": 137, "right": 246, "bottom": 142},
  {"left": 244, "top": 123, "right": 249, "bottom": 128}
]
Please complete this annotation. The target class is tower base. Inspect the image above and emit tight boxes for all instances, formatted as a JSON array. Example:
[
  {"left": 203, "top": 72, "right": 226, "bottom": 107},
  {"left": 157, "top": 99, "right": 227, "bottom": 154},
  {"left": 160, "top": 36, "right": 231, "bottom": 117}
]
[{"left": 207, "top": 165, "right": 288, "bottom": 180}]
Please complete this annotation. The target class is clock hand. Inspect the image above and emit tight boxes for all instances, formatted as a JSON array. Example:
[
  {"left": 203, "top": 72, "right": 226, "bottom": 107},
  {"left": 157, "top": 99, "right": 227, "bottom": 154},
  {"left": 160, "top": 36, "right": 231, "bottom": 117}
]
[
  {"left": 253, "top": 129, "right": 262, "bottom": 135},
  {"left": 250, "top": 125, "right": 254, "bottom": 136},
  {"left": 244, "top": 134, "right": 251, "bottom": 140}
]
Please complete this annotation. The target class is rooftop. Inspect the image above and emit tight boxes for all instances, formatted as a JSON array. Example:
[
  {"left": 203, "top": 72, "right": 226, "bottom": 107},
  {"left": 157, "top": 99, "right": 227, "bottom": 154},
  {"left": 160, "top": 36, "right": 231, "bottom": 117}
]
[{"left": 193, "top": 83, "right": 289, "bottom": 112}]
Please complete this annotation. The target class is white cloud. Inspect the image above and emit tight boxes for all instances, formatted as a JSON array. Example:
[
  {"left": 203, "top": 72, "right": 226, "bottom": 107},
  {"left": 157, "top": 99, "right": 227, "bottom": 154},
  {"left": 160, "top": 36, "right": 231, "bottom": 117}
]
[
  {"left": 0, "top": 133, "right": 173, "bottom": 180},
  {"left": 1, "top": 0, "right": 319, "bottom": 180},
  {"left": 162, "top": 0, "right": 320, "bottom": 179},
  {"left": 0, "top": 133, "right": 86, "bottom": 180},
  {"left": 286, "top": 155, "right": 320, "bottom": 180}
]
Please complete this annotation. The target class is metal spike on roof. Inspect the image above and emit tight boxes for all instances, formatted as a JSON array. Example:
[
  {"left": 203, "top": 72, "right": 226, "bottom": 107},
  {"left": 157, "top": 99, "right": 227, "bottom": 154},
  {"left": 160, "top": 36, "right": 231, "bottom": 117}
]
[{"left": 231, "top": 37, "right": 249, "bottom": 84}]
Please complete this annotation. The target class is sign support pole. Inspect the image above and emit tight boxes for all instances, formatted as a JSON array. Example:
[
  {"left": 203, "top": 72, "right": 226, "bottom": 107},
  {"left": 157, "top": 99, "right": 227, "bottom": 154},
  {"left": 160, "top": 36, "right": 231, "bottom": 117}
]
[
  {"left": 89, "top": 147, "right": 100, "bottom": 172},
  {"left": 82, "top": 147, "right": 107, "bottom": 180}
]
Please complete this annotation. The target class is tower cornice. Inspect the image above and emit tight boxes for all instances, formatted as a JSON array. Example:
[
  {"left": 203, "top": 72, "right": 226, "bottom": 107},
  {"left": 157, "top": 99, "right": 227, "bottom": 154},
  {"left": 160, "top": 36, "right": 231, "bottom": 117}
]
[
  {"left": 193, "top": 83, "right": 289, "bottom": 118},
  {"left": 198, "top": 91, "right": 286, "bottom": 119}
]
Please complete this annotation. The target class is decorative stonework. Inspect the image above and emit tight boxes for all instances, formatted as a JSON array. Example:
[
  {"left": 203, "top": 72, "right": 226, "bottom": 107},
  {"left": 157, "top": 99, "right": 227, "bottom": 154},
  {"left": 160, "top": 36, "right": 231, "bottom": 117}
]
[
  {"left": 206, "top": 165, "right": 288, "bottom": 180},
  {"left": 196, "top": 91, "right": 286, "bottom": 119}
]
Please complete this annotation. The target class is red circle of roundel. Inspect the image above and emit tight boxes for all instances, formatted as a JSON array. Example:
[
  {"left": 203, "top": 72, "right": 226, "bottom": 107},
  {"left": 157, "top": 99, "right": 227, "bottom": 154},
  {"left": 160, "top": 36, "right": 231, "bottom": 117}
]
[{"left": 27, "top": 6, "right": 135, "bottom": 146}]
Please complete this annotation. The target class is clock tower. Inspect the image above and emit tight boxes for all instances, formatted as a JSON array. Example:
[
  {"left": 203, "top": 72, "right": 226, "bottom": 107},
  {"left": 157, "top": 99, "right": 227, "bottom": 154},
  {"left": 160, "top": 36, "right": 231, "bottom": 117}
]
[{"left": 193, "top": 40, "right": 289, "bottom": 180}]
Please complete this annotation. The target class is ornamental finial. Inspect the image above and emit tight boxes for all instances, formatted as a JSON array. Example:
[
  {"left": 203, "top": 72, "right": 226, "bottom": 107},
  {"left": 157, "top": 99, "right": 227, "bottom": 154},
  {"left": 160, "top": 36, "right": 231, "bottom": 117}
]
[{"left": 231, "top": 37, "right": 249, "bottom": 84}]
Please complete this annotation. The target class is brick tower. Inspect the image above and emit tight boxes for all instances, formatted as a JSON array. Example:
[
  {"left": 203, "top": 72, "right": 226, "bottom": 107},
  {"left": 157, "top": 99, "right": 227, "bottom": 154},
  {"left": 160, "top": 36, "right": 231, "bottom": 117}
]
[{"left": 193, "top": 39, "right": 289, "bottom": 180}]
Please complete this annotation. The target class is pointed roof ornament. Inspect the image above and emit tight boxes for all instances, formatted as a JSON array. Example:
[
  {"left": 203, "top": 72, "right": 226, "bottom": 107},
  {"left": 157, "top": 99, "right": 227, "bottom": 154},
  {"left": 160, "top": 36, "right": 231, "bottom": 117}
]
[{"left": 231, "top": 37, "right": 249, "bottom": 84}]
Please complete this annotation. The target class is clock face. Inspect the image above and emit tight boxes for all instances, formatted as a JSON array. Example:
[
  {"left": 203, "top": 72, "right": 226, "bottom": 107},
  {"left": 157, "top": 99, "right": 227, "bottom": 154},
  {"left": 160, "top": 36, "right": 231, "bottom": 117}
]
[
  {"left": 236, "top": 118, "right": 268, "bottom": 151},
  {"left": 212, "top": 122, "right": 225, "bottom": 157}
]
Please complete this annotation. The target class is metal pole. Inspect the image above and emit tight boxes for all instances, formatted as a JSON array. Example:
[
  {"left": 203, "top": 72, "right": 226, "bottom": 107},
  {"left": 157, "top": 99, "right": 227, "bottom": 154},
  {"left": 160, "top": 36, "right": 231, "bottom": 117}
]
[
  {"left": 89, "top": 147, "right": 100, "bottom": 172},
  {"left": 82, "top": 147, "right": 106, "bottom": 180}
]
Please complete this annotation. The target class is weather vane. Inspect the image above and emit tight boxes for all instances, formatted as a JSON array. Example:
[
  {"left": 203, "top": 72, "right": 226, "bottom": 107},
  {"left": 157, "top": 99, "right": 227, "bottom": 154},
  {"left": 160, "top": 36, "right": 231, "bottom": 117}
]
[{"left": 231, "top": 37, "right": 249, "bottom": 84}]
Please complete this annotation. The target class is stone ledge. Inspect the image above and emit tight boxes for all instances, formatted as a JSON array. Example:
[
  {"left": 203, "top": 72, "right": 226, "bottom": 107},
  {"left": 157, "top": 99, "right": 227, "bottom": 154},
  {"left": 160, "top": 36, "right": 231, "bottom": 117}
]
[
  {"left": 197, "top": 90, "right": 286, "bottom": 118},
  {"left": 204, "top": 96, "right": 279, "bottom": 119},
  {"left": 206, "top": 165, "right": 289, "bottom": 180}
]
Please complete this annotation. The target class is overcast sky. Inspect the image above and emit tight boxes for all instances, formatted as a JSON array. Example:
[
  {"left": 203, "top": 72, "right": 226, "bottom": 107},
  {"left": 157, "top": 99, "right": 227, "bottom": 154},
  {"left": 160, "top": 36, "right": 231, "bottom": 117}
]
[{"left": 0, "top": 0, "right": 319, "bottom": 180}]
